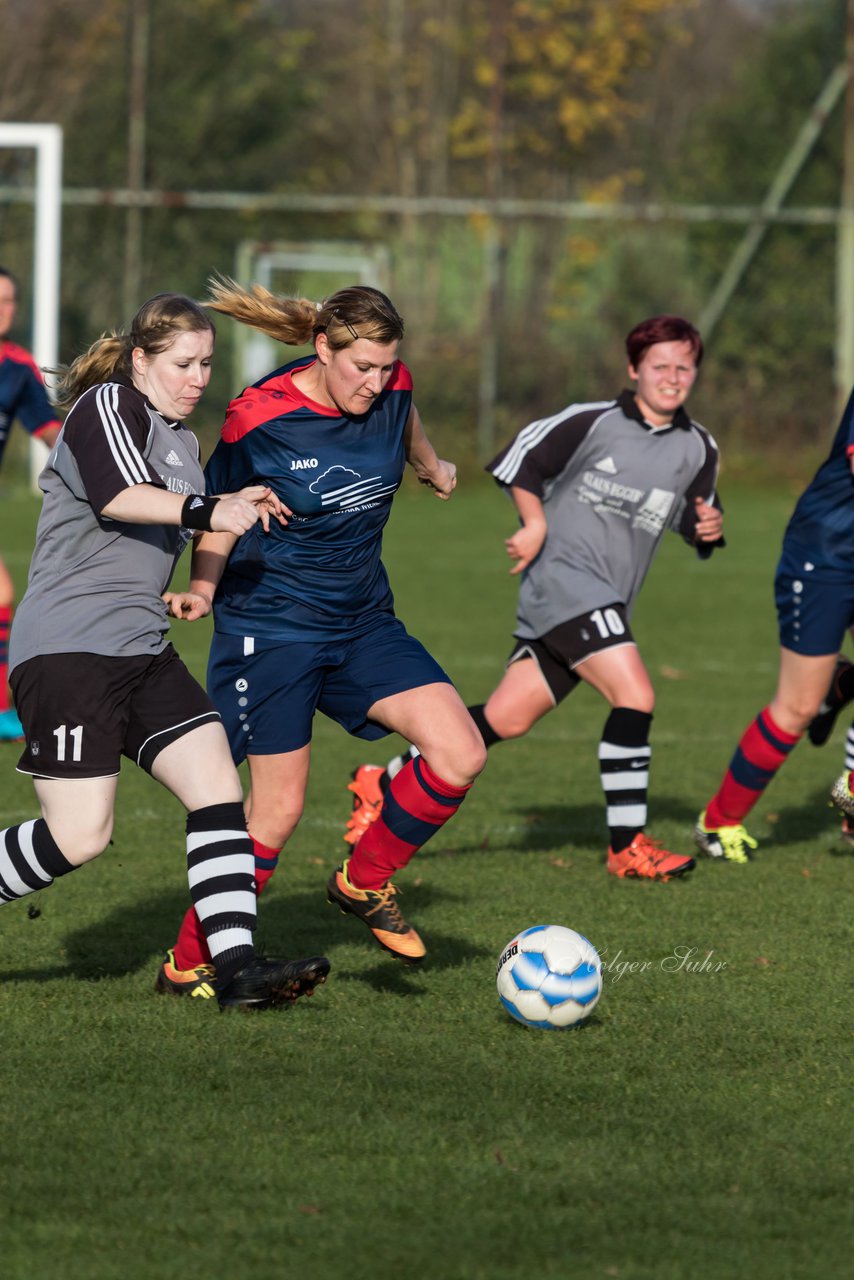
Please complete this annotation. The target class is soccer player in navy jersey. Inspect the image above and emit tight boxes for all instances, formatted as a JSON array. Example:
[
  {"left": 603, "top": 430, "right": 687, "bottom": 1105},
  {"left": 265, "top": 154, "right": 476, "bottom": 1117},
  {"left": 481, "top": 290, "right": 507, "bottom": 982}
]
[
  {"left": 1, "top": 292, "right": 330, "bottom": 1011},
  {"left": 0, "top": 267, "right": 61, "bottom": 740},
  {"left": 347, "top": 315, "right": 725, "bottom": 881},
  {"left": 695, "top": 389, "right": 854, "bottom": 861},
  {"left": 160, "top": 278, "right": 485, "bottom": 982}
]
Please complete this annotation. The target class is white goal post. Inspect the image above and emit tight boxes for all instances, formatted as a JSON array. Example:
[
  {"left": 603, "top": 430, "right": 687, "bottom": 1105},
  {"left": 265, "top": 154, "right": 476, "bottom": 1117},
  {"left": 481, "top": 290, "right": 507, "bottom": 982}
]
[{"left": 0, "top": 122, "right": 63, "bottom": 486}]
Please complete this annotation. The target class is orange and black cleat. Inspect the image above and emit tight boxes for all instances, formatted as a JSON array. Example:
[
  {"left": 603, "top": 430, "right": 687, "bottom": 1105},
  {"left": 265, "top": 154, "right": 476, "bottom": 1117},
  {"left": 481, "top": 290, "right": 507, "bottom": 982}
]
[
  {"left": 154, "top": 948, "right": 217, "bottom": 999},
  {"left": 326, "top": 859, "right": 426, "bottom": 964}
]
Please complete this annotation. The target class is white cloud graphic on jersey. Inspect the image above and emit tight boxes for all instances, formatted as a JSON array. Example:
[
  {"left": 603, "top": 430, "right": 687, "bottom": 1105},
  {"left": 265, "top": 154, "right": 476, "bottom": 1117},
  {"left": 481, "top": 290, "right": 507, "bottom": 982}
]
[
  {"left": 309, "top": 465, "right": 398, "bottom": 509},
  {"left": 594, "top": 456, "right": 618, "bottom": 474}
]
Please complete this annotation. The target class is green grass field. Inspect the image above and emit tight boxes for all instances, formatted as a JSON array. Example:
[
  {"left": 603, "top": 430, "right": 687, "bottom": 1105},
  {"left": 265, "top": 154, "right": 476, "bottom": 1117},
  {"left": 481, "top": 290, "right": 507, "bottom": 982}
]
[{"left": 0, "top": 477, "right": 850, "bottom": 1280}]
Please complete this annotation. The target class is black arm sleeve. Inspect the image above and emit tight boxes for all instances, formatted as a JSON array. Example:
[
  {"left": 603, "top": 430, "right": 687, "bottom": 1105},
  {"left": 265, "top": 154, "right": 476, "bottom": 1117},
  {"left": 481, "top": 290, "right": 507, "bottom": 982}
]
[{"left": 678, "top": 426, "right": 725, "bottom": 557}]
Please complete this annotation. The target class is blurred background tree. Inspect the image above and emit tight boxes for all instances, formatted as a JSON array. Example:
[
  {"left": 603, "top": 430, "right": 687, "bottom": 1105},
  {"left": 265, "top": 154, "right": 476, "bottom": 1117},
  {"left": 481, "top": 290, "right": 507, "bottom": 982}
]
[{"left": 0, "top": 0, "right": 847, "bottom": 474}]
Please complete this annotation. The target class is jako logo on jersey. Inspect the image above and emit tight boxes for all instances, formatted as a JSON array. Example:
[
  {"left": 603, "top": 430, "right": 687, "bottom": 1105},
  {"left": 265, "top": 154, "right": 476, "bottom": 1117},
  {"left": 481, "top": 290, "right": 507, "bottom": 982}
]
[
  {"left": 594, "top": 456, "right": 618, "bottom": 474},
  {"left": 165, "top": 449, "right": 183, "bottom": 466},
  {"left": 291, "top": 457, "right": 319, "bottom": 470}
]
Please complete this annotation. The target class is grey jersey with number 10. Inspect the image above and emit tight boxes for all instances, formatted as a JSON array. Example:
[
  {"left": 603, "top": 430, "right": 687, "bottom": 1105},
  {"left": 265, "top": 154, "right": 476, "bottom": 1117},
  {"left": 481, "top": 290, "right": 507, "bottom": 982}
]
[
  {"left": 487, "top": 390, "right": 722, "bottom": 640},
  {"left": 10, "top": 379, "right": 204, "bottom": 670}
]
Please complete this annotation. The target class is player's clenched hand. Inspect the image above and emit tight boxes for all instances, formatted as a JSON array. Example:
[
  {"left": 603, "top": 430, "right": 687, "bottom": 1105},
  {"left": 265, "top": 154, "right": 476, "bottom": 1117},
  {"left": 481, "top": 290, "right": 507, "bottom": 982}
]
[
  {"left": 163, "top": 590, "right": 212, "bottom": 621},
  {"left": 506, "top": 520, "right": 546, "bottom": 575},
  {"left": 417, "top": 459, "right": 457, "bottom": 500},
  {"left": 694, "top": 498, "right": 723, "bottom": 543}
]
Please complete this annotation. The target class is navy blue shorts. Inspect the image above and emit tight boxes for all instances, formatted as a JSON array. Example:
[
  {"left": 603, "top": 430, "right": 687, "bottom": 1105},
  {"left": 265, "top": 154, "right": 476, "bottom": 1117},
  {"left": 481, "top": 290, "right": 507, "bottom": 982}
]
[
  {"left": 207, "top": 615, "right": 451, "bottom": 760},
  {"left": 774, "top": 561, "right": 854, "bottom": 656}
]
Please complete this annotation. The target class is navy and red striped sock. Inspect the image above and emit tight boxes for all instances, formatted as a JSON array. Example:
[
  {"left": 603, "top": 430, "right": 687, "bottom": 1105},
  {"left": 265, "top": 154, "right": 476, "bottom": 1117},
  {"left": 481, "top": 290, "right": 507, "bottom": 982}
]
[
  {"left": 705, "top": 707, "right": 800, "bottom": 828},
  {"left": 348, "top": 756, "right": 471, "bottom": 890}
]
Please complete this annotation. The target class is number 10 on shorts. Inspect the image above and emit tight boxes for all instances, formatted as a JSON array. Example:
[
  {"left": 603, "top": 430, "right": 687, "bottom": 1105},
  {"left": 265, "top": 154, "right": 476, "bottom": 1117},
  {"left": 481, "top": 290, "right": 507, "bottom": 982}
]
[{"left": 590, "top": 608, "right": 626, "bottom": 639}]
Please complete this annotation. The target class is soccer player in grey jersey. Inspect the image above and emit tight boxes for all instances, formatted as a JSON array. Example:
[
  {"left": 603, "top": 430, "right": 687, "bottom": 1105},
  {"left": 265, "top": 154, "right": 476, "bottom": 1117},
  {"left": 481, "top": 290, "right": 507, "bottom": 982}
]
[
  {"left": 0, "top": 293, "right": 329, "bottom": 1009},
  {"left": 346, "top": 315, "right": 725, "bottom": 881}
]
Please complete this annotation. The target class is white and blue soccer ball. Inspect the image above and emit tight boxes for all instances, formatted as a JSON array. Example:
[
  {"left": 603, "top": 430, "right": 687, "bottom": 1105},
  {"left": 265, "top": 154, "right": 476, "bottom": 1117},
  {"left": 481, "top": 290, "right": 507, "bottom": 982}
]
[{"left": 496, "top": 925, "right": 603, "bottom": 1030}]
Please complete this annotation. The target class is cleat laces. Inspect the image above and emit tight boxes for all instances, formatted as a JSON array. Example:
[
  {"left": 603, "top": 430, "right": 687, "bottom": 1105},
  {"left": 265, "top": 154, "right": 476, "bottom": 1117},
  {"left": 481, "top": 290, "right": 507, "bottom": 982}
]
[{"left": 365, "top": 883, "right": 406, "bottom": 931}]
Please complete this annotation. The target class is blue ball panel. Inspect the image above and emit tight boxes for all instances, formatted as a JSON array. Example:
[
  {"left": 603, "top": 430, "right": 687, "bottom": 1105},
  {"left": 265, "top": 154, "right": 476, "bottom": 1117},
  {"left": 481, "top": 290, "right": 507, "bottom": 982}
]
[
  {"left": 539, "top": 962, "right": 602, "bottom": 1007},
  {"left": 518, "top": 925, "right": 548, "bottom": 942},
  {"left": 499, "top": 995, "right": 560, "bottom": 1030},
  {"left": 511, "top": 951, "right": 551, "bottom": 991}
]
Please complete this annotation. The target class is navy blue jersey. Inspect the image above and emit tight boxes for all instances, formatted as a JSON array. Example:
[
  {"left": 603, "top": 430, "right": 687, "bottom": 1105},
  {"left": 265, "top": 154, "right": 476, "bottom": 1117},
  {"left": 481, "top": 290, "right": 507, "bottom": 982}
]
[
  {"left": 205, "top": 356, "right": 413, "bottom": 641},
  {"left": 779, "top": 389, "right": 854, "bottom": 581},
  {"left": 0, "top": 341, "right": 60, "bottom": 465}
]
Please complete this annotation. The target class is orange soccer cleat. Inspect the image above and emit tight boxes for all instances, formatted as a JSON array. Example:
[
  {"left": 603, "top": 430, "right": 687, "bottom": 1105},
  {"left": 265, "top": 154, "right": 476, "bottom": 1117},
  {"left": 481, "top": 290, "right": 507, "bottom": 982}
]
[
  {"left": 343, "top": 764, "right": 385, "bottom": 846},
  {"left": 607, "top": 832, "right": 695, "bottom": 881}
]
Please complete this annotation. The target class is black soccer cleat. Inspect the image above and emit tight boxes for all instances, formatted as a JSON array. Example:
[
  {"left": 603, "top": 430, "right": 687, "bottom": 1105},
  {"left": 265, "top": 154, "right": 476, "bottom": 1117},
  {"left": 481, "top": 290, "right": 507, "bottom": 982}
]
[
  {"left": 807, "top": 656, "right": 854, "bottom": 747},
  {"left": 217, "top": 955, "right": 331, "bottom": 1012}
]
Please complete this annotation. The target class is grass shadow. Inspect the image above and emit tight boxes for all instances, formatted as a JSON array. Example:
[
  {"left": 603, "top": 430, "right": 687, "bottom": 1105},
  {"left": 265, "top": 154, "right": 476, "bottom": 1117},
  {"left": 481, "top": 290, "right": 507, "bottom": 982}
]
[{"left": 2, "top": 878, "right": 487, "bottom": 988}]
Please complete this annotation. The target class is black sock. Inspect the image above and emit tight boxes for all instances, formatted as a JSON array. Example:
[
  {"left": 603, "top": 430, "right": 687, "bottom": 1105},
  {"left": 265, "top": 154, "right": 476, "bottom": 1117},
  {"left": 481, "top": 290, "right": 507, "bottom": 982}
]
[{"left": 467, "top": 703, "right": 503, "bottom": 749}]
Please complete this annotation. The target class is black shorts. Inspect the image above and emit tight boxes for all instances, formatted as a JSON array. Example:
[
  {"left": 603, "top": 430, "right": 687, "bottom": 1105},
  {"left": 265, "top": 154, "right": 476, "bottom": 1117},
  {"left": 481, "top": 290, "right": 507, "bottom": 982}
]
[
  {"left": 10, "top": 643, "right": 220, "bottom": 780},
  {"left": 508, "top": 603, "right": 635, "bottom": 704}
]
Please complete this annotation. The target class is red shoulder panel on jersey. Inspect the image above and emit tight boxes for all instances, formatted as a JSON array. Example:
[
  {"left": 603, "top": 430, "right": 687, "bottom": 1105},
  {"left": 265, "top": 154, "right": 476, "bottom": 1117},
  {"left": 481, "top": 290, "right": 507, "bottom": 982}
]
[
  {"left": 221, "top": 359, "right": 413, "bottom": 442},
  {"left": 1, "top": 341, "right": 45, "bottom": 380},
  {"left": 386, "top": 360, "right": 413, "bottom": 391},
  {"left": 220, "top": 364, "right": 317, "bottom": 442}
]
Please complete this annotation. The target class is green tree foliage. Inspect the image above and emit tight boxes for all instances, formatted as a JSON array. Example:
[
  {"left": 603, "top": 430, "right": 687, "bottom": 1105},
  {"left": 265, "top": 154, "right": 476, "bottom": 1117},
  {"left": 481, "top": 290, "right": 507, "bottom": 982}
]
[
  {"left": 662, "top": 0, "right": 847, "bottom": 452},
  {"left": 284, "top": 0, "right": 692, "bottom": 199},
  {"left": 0, "top": 0, "right": 844, "bottom": 465}
]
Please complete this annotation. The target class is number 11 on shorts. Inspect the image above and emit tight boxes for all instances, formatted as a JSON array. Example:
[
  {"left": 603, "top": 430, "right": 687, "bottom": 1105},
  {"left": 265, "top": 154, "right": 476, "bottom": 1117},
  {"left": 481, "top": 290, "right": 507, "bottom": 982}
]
[{"left": 53, "top": 724, "right": 83, "bottom": 762}]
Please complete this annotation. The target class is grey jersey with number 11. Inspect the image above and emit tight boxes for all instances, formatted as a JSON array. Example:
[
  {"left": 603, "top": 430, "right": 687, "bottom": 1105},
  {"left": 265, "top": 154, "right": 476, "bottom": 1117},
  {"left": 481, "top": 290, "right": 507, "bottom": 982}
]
[{"left": 487, "top": 390, "right": 722, "bottom": 640}]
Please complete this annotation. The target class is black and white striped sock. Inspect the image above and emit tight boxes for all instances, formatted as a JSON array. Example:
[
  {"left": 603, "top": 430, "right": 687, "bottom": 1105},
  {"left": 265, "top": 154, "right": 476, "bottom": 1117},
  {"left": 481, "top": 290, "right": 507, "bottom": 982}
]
[
  {"left": 186, "top": 802, "right": 256, "bottom": 985},
  {"left": 598, "top": 708, "right": 653, "bottom": 853},
  {"left": 0, "top": 819, "right": 75, "bottom": 904},
  {"left": 845, "top": 722, "right": 854, "bottom": 772},
  {"left": 386, "top": 746, "right": 420, "bottom": 783}
]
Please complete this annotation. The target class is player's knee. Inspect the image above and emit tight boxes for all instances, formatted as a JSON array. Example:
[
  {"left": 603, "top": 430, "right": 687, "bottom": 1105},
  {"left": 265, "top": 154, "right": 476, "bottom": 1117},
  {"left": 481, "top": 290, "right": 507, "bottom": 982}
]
[
  {"left": 418, "top": 727, "right": 487, "bottom": 788},
  {"left": 775, "top": 695, "right": 821, "bottom": 735},
  {"left": 267, "top": 802, "right": 304, "bottom": 847},
  {"left": 466, "top": 736, "right": 488, "bottom": 780},
  {"left": 56, "top": 818, "right": 114, "bottom": 866},
  {"left": 487, "top": 708, "right": 533, "bottom": 740}
]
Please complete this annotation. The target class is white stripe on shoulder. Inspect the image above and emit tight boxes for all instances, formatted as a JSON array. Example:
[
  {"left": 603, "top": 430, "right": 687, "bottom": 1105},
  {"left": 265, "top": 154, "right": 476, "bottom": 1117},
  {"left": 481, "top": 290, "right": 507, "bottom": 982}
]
[
  {"left": 491, "top": 400, "right": 615, "bottom": 484},
  {"left": 96, "top": 383, "right": 150, "bottom": 487}
]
